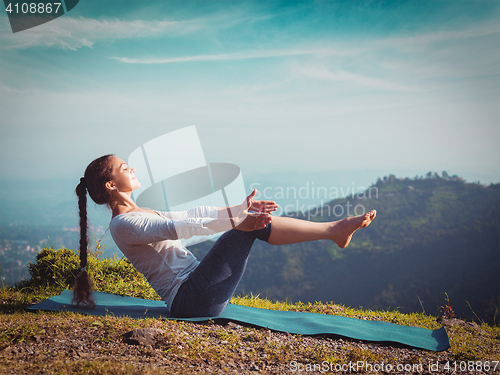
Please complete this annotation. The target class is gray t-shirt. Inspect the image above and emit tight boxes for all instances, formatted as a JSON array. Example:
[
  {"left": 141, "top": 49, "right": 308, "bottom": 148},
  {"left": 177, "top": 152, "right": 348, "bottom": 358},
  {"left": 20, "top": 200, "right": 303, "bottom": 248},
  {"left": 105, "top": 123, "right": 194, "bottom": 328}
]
[{"left": 109, "top": 206, "right": 218, "bottom": 310}]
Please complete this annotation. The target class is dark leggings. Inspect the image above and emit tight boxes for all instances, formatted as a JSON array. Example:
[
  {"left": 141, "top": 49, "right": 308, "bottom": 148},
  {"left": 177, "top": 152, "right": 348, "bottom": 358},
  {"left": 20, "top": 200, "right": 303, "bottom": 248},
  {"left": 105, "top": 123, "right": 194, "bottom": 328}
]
[{"left": 170, "top": 224, "right": 272, "bottom": 318}]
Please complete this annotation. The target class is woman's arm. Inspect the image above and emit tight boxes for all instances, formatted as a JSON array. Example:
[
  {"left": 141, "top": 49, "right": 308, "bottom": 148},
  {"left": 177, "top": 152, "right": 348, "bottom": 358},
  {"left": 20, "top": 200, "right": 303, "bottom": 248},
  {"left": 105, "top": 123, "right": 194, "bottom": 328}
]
[
  {"left": 165, "top": 190, "right": 278, "bottom": 221},
  {"left": 206, "top": 190, "right": 277, "bottom": 232},
  {"left": 110, "top": 212, "right": 218, "bottom": 244},
  {"left": 162, "top": 206, "right": 217, "bottom": 221},
  {"left": 112, "top": 190, "right": 278, "bottom": 245}
]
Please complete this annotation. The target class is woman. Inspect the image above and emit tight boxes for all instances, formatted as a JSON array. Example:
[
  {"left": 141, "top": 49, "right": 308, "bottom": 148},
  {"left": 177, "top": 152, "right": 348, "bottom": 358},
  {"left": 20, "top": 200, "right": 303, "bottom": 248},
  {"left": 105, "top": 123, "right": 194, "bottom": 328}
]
[{"left": 74, "top": 154, "right": 376, "bottom": 317}]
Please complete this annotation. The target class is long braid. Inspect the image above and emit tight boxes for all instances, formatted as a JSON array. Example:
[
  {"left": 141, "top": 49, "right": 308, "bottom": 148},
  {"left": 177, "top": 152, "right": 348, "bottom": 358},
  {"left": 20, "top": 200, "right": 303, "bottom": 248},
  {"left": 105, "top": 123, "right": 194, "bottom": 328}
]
[
  {"left": 72, "top": 154, "right": 114, "bottom": 309},
  {"left": 72, "top": 177, "right": 95, "bottom": 308},
  {"left": 77, "top": 178, "right": 88, "bottom": 268}
]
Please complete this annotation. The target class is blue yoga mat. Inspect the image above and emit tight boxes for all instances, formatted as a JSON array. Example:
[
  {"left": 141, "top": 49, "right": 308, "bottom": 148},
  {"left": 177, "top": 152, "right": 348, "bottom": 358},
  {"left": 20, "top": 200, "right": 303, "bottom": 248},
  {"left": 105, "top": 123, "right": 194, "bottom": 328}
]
[{"left": 27, "top": 290, "right": 449, "bottom": 352}]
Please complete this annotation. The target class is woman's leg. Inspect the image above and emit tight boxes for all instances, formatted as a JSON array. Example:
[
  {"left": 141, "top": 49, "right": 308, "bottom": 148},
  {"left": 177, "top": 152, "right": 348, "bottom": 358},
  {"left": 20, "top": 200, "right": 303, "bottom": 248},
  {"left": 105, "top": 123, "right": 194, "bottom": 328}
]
[
  {"left": 170, "top": 225, "right": 272, "bottom": 318},
  {"left": 170, "top": 210, "right": 376, "bottom": 317},
  {"left": 267, "top": 210, "right": 376, "bottom": 248}
]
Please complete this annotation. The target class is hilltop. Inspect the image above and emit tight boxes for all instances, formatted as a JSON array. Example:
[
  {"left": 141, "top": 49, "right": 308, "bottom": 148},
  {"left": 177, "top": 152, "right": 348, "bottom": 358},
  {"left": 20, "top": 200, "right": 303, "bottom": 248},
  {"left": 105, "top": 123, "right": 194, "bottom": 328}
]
[{"left": 1, "top": 249, "right": 499, "bottom": 374}]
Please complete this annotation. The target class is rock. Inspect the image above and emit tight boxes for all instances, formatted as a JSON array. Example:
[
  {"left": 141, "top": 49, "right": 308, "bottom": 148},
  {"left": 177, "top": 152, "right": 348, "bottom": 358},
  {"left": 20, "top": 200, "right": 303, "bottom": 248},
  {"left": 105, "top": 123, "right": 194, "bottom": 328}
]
[
  {"left": 122, "top": 328, "right": 165, "bottom": 346},
  {"left": 466, "top": 321, "right": 479, "bottom": 329},
  {"left": 225, "top": 322, "right": 242, "bottom": 330},
  {"left": 438, "top": 318, "right": 463, "bottom": 327},
  {"left": 439, "top": 318, "right": 477, "bottom": 328}
]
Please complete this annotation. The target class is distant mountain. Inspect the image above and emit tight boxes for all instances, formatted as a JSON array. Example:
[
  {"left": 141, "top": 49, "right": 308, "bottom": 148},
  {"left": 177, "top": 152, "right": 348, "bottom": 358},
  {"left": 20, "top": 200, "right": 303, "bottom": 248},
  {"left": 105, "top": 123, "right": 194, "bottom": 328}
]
[
  {"left": 190, "top": 172, "right": 500, "bottom": 323},
  {"left": 1, "top": 172, "right": 499, "bottom": 322}
]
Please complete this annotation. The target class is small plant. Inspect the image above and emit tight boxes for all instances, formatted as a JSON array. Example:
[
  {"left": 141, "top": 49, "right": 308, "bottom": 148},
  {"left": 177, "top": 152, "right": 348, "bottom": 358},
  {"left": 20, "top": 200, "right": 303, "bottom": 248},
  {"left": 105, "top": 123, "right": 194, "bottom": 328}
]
[
  {"left": 439, "top": 292, "right": 456, "bottom": 319},
  {"left": 89, "top": 228, "right": 109, "bottom": 259}
]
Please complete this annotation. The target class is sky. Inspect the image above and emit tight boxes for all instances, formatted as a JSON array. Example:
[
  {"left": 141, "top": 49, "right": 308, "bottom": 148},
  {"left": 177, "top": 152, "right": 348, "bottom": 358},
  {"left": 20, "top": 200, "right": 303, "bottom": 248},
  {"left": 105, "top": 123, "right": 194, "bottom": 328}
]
[{"left": 1, "top": 0, "right": 499, "bottom": 186}]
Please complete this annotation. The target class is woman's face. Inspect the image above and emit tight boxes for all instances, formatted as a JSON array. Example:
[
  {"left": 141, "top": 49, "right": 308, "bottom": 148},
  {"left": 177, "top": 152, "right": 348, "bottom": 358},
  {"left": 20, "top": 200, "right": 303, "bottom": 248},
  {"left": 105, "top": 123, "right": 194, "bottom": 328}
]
[{"left": 109, "top": 156, "right": 141, "bottom": 193}]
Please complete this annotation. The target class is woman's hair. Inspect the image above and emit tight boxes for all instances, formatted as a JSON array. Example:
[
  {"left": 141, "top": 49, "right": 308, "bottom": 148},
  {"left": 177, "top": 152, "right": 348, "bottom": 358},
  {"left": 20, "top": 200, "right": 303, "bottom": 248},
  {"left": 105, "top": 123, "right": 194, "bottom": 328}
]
[{"left": 73, "top": 154, "right": 115, "bottom": 308}]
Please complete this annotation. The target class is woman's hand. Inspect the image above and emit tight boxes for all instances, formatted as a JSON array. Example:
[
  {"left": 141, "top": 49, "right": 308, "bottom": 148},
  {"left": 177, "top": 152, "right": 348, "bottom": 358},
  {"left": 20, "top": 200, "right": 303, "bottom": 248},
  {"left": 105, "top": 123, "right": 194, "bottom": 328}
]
[
  {"left": 208, "top": 189, "right": 276, "bottom": 233},
  {"left": 247, "top": 189, "right": 279, "bottom": 214},
  {"left": 234, "top": 211, "right": 272, "bottom": 231},
  {"left": 233, "top": 189, "right": 276, "bottom": 232}
]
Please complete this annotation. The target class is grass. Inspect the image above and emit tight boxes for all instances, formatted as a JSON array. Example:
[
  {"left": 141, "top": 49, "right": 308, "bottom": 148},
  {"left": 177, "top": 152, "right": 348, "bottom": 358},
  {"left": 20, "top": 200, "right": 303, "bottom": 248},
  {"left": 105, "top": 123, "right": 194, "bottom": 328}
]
[
  {"left": 231, "top": 294, "right": 500, "bottom": 363},
  {"left": 1, "top": 247, "right": 499, "bottom": 374}
]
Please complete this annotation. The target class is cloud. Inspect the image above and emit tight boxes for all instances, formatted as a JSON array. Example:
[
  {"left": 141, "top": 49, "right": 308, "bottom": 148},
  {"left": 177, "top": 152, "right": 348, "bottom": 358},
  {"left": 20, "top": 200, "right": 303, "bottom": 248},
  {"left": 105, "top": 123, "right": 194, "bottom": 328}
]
[
  {"left": 0, "top": 85, "right": 44, "bottom": 94},
  {"left": 0, "top": 7, "right": 278, "bottom": 51},
  {"left": 289, "top": 64, "right": 422, "bottom": 92},
  {"left": 112, "top": 47, "right": 350, "bottom": 64},
  {"left": 0, "top": 16, "right": 203, "bottom": 50},
  {"left": 285, "top": 22, "right": 499, "bottom": 91},
  {"left": 372, "top": 21, "right": 500, "bottom": 52}
]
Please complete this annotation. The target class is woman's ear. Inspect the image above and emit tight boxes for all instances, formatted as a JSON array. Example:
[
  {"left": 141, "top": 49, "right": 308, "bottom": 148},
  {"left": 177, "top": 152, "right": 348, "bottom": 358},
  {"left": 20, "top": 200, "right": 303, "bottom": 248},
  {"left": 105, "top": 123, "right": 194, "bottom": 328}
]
[{"left": 104, "top": 181, "right": 116, "bottom": 192}]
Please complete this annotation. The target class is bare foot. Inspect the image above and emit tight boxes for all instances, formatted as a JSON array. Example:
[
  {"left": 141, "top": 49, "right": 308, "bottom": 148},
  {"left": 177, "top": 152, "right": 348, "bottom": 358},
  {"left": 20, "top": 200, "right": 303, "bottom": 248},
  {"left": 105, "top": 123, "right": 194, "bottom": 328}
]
[{"left": 329, "top": 210, "right": 377, "bottom": 248}]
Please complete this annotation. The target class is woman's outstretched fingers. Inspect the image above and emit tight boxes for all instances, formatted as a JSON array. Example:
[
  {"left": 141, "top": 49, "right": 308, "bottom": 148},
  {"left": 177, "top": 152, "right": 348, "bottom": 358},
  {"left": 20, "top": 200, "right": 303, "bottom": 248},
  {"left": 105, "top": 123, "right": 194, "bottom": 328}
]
[
  {"left": 249, "top": 198, "right": 279, "bottom": 214},
  {"left": 262, "top": 200, "right": 279, "bottom": 212}
]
